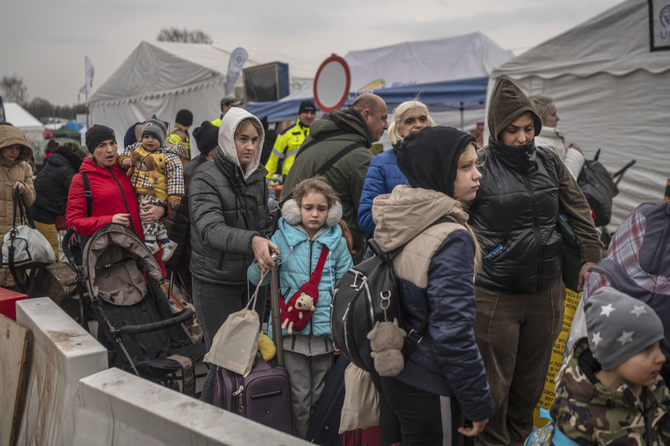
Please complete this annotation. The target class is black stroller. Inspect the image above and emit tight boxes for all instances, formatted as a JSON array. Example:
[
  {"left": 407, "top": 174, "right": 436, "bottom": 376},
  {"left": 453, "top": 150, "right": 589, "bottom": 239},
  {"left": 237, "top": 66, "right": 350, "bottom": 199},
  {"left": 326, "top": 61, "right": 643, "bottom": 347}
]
[{"left": 63, "top": 223, "right": 206, "bottom": 396}]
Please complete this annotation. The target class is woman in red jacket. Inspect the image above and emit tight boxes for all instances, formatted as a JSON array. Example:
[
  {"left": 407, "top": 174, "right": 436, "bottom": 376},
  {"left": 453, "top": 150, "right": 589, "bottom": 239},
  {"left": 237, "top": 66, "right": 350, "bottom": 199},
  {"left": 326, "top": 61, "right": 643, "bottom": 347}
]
[{"left": 66, "top": 125, "right": 166, "bottom": 266}]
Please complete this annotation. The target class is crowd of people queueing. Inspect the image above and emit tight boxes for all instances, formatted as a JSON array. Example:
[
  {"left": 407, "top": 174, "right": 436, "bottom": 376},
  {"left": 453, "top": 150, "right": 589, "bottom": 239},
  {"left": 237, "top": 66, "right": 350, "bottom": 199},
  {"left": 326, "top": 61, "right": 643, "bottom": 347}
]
[{"left": 0, "top": 76, "right": 668, "bottom": 446}]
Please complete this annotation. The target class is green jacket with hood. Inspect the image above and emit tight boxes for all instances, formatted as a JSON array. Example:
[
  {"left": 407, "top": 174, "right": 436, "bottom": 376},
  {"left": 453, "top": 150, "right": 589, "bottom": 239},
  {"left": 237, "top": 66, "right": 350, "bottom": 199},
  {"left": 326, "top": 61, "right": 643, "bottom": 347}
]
[
  {"left": 282, "top": 108, "right": 374, "bottom": 264},
  {"left": 552, "top": 338, "right": 670, "bottom": 446}
]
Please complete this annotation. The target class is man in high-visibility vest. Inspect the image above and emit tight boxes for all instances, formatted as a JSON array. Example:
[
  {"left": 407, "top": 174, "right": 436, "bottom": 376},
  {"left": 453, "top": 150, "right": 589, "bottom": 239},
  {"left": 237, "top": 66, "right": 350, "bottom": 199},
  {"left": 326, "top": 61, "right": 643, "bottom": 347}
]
[
  {"left": 265, "top": 100, "right": 316, "bottom": 180},
  {"left": 211, "top": 96, "right": 243, "bottom": 127}
]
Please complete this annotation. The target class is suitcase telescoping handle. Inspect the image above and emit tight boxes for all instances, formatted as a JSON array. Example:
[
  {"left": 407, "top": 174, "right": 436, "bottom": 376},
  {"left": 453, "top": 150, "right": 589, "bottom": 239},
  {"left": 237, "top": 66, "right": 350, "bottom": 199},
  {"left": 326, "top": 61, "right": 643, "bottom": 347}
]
[{"left": 270, "top": 252, "right": 285, "bottom": 368}]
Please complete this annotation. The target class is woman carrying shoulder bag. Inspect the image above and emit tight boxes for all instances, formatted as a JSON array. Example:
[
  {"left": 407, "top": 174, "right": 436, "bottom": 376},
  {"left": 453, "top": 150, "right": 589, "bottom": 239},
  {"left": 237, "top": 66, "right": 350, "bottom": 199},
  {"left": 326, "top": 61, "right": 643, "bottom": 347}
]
[
  {"left": 468, "top": 78, "right": 601, "bottom": 446},
  {"left": 189, "top": 108, "right": 275, "bottom": 404},
  {"left": 0, "top": 122, "right": 36, "bottom": 290}
]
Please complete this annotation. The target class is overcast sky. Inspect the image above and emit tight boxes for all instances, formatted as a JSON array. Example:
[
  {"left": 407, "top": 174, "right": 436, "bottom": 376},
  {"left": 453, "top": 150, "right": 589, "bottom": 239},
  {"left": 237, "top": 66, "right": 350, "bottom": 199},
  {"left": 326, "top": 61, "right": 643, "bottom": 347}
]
[{"left": 2, "top": 0, "right": 618, "bottom": 105}]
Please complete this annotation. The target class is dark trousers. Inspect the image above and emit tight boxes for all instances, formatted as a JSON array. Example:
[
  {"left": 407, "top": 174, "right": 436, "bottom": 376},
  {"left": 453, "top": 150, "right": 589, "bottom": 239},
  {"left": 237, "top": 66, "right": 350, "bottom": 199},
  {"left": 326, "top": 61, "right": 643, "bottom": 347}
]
[
  {"left": 192, "top": 277, "right": 266, "bottom": 403},
  {"left": 474, "top": 278, "right": 565, "bottom": 446},
  {"left": 371, "top": 373, "right": 471, "bottom": 446}
]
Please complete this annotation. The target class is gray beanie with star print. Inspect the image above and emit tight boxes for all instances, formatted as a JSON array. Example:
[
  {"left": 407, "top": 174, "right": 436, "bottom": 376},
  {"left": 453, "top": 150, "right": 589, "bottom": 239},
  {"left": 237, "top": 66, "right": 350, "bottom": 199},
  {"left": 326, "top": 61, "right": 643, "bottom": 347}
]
[{"left": 585, "top": 287, "right": 664, "bottom": 370}]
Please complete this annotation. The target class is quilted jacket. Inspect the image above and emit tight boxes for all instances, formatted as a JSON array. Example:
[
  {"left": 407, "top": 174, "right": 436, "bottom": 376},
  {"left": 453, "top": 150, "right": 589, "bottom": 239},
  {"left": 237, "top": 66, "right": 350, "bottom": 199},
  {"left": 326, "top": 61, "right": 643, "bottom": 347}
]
[
  {"left": 372, "top": 185, "right": 494, "bottom": 422},
  {"left": 189, "top": 108, "right": 268, "bottom": 286},
  {"left": 357, "top": 148, "right": 409, "bottom": 234},
  {"left": 247, "top": 216, "right": 353, "bottom": 338}
]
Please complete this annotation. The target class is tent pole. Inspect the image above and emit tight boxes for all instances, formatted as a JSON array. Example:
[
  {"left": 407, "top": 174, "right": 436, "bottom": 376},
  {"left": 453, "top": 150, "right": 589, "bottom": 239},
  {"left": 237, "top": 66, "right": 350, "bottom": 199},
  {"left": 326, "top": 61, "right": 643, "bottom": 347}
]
[
  {"left": 85, "top": 56, "right": 89, "bottom": 130},
  {"left": 460, "top": 102, "right": 464, "bottom": 130}
]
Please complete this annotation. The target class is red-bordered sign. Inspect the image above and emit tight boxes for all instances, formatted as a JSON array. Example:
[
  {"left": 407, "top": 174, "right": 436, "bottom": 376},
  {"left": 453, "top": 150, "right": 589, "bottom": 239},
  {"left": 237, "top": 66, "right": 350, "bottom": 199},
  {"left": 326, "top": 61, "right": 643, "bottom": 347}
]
[{"left": 313, "top": 55, "right": 351, "bottom": 113}]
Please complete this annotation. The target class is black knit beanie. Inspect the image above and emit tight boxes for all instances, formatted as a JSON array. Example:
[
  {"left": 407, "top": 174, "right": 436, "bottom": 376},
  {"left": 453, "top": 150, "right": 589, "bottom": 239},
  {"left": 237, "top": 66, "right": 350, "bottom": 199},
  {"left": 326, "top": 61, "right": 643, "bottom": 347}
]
[
  {"left": 142, "top": 115, "right": 169, "bottom": 146},
  {"left": 397, "top": 126, "right": 476, "bottom": 197},
  {"left": 175, "top": 109, "right": 194, "bottom": 127},
  {"left": 86, "top": 124, "right": 116, "bottom": 151},
  {"left": 299, "top": 100, "right": 316, "bottom": 115},
  {"left": 192, "top": 121, "right": 219, "bottom": 154}
]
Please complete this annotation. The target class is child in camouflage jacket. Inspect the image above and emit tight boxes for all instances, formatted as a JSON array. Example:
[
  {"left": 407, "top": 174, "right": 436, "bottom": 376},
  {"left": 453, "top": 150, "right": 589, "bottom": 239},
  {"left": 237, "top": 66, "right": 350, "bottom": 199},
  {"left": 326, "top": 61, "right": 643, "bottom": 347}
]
[{"left": 551, "top": 287, "right": 670, "bottom": 446}]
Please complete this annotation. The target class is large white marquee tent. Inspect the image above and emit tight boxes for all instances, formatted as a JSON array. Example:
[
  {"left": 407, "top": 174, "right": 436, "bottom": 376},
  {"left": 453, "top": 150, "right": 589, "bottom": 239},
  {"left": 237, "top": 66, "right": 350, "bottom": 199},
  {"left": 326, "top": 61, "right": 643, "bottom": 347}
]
[
  {"left": 88, "top": 41, "right": 320, "bottom": 153},
  {"left": 249, "top": 32, "right": 514, "bottom": 150},
  {"left": 486, "top": 0, "right": 670, "bottom": 229},
  {"left": 3, "top": 102, "right": 45, "bottom": 145}
]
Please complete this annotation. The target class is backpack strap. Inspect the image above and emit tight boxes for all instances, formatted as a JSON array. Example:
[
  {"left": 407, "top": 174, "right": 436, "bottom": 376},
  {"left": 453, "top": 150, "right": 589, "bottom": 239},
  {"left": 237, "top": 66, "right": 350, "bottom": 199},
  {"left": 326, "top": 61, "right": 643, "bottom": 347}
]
[
  {"left": 588, "top": 265, "right": 623, "bottom": 292},
  {"left": 278, "top": 140, "right": 363, "bottom": 207},
  {"left": 293, "top": 129, "right": 348, "bottom": 161},
  {"left": 81, "top": 172, "right": 92, "bottom": 218},
  {"left": 394, "top": 216, "right": 458, "bottom": 356}
]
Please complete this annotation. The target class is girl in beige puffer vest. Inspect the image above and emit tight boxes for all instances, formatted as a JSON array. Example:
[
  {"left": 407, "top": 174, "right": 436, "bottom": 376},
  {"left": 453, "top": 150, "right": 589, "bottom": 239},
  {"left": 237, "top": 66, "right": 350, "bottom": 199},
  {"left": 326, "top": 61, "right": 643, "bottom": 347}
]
[{"left": 0, "top": 122, "right": 36, "bottom": 288}]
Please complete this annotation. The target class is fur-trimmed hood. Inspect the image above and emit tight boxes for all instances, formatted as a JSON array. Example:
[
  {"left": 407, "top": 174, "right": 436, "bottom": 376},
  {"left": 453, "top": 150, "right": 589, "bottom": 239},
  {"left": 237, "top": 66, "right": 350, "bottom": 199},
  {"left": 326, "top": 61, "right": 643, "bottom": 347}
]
[
  {"left": 217, "top": 108, "right": 265, "bottom": 181},
  {"left": 0, "top": 122, "right": 33, "bottom": 167}
]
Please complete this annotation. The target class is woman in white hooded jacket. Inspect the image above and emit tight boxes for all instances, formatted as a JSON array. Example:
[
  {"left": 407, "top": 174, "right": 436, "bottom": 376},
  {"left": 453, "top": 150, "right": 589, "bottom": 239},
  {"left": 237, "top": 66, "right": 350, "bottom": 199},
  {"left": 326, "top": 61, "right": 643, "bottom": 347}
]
[
  {"left": 189, "top": 108, "right": 278, "bottom": 403},
  {"left": 530, "top": 94, "right": 585, "bottom": 180}
]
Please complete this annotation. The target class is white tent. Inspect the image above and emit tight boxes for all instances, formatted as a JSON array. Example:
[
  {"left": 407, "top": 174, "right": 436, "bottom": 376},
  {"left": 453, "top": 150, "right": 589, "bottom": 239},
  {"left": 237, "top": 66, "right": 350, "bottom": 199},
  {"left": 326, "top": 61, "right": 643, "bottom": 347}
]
[
  {"left": 250, "top": 32, "right": 514, "bottom": 149},
  {"left": 485, "top": 0, "right": 670, "bottom": 229},
  {"left": 88, "top": 41, "right": 319, "bottom": 153},
  {"left": 278, "top": 32, "right": 513, "bottom": 101},
  {"left": 3, "top": 102, "right": 45, "bottom": 145}
]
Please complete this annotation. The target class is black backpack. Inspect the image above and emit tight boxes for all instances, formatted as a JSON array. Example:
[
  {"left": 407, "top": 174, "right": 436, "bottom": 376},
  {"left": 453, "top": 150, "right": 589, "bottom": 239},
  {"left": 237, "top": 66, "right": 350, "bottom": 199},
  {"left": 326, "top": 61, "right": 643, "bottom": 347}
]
[
  {"left": 577, "top": 149, "right": 616, "bottom": 227},
  {"left": 330, "top": 217, "right": 450, "bottom": 373}
]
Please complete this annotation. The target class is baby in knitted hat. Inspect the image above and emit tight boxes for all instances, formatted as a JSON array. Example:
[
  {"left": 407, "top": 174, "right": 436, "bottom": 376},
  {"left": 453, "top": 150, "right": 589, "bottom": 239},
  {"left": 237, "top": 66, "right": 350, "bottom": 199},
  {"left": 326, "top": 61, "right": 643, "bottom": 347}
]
[
  {"left": 120, "top": 115, "right": 184, "bottom": 261},
  {"left": 551, "top": 287, "right": 670, "bottom": 446}
]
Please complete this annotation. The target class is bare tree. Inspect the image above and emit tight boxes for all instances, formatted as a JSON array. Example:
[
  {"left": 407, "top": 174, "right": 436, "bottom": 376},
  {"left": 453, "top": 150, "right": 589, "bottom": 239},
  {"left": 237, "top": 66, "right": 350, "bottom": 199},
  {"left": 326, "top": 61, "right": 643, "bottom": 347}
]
[
  {"left": 24, "top": 97, "right": 87, "bottom": 122},
  {"left": 25, "top": 97, "right": 52, "bottom": 120},
  {"left": 156, "top": 27, "right": 213, "bottom": 44},
  {"left": 1, "top": 75, "right": 29, "bottom": 105}
]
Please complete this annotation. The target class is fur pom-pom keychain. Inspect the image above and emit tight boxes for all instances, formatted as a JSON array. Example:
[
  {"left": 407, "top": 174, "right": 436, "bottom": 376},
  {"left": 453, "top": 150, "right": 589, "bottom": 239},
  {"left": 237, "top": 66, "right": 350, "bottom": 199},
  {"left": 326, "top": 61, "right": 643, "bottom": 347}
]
[{"left": 367, "top": 318, "right": 407, "bottom": 377}]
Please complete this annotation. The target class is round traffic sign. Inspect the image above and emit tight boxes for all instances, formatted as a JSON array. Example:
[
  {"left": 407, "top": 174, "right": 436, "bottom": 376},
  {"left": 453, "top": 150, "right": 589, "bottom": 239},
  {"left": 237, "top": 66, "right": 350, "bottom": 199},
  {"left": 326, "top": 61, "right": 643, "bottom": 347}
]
[{"left": 313, "top": 56, "right": 351, "bottom": 113}]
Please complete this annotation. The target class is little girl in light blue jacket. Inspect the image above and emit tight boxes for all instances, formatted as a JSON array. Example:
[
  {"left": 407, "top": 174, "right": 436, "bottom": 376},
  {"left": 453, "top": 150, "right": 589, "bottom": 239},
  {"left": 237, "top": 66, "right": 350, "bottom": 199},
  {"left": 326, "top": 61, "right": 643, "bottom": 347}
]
[{"left": 247, "top": 177, "right": 353, "bottom": 438}]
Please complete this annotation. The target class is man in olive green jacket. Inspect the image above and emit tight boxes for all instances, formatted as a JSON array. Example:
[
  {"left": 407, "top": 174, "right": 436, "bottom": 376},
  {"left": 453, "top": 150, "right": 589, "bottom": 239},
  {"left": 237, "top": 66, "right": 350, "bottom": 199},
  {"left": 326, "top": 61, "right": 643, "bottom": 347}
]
[{"left": 282, "top": 93, "right": 388, "bottom": 264}]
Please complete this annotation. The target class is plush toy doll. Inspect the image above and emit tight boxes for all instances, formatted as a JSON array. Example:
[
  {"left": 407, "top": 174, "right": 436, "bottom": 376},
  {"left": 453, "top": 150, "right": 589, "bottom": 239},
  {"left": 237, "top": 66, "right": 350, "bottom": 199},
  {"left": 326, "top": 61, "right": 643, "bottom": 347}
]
[
  {"left": 367, "top": 319, "right": 407, "bottom": 377},
  {"left": 280, "top": 292, "right": 316, "bottom": 334},
  {"left": 278, "top": 245, "right": 329, "bottom": 335},
  {"left": 126, "top": 150, "right": 169, "bottom": 200}
]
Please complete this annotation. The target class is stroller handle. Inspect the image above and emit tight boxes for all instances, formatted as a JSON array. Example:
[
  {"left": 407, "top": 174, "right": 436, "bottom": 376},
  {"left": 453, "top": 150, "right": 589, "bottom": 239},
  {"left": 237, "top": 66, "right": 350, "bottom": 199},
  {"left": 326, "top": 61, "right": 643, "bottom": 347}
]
[
  {"left": 62, "top": 227, "right": 78, "bottom": 266},
  {"left": 115, "top": 308, "right": 194, "bottom": 336}
]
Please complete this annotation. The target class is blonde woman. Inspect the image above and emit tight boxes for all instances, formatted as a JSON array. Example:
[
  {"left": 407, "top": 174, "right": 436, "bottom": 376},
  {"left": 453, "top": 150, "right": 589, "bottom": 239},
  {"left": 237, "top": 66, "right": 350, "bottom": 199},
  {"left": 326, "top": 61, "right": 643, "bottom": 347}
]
[{"left": 357, "top": 100, "right": 435, "bottom": 234}]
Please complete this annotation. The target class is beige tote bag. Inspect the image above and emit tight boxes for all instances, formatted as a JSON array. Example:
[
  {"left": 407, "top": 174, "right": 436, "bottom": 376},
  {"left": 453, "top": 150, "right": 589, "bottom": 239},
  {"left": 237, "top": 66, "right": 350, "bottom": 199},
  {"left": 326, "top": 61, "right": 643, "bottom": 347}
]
[
  {"left": 204, "top": 272, "right": 266, "bottom": 377},
  {"left": 339, "top": 362, "right": 380, "bottom": 433}
]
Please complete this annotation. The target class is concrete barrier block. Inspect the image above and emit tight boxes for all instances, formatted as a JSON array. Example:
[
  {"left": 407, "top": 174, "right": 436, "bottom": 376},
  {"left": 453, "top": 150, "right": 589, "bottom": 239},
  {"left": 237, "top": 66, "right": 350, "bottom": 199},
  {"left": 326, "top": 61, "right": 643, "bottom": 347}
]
[
  {"left": 15, "top": 298, "right": 107, "bottom": 446},
  {"left": 75, "top": 368, "right": 309, "bottom": 446}
]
